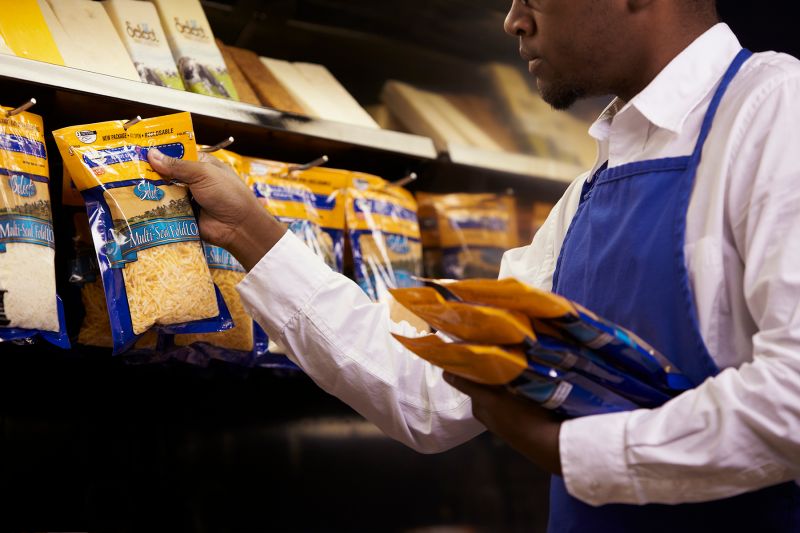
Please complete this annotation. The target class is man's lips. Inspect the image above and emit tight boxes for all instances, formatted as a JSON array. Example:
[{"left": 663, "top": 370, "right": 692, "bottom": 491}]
[{"left": 520, "top": 49, "right": 543, "bottom": 74}]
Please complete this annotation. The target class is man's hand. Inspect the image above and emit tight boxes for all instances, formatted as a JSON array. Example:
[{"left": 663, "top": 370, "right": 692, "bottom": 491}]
[
  {"left": 444, "top": 372, "right": 563, "bottom": 475},
  {"left": 147, "top": 148, "right": 286, "bottom": 271}
]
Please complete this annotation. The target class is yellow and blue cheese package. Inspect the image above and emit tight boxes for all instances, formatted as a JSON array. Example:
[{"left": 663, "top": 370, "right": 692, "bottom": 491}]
[
  {"left": 246, "top": 157, "right": 346, "bottom": 272},
  {"left": 426, "top": 193, "right": 518, "bottom": 279},
  {"left": 426, "top": 278, "right": 692, "bottom": 394},
  {"left": 392, "top": 333, "right": 639, "bottom": 418},
  {"left": 345, "top": 173, "right": 423, "bottom": 301},
  {"left": 0, "top": 104, "right": 69, "bottom": 347},
  {"left": 174, "top": 148, "right": 256, "bottom": 356},
  {"left": 391, "top": 286, "right": 672, "bottom": 410},
  {"left": 69, "top": 210, "right": 158, "bottom": 350},
  {"left": 52, "top": 112, "right": 232, "bottom": 354}
]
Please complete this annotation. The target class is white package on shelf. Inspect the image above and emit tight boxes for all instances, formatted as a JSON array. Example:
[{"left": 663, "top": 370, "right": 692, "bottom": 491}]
[
  {"left": 103, "top": 0, "right": 185, "bottom": 90},
  {"left": 149, "top": 0, "right": 238, "bottom": 99},
  {"left": 44, "top": 0, "right": 140, "bottom": 81},
  {"left": 293, "top": 62, "right": 380, "bottom": 129}
]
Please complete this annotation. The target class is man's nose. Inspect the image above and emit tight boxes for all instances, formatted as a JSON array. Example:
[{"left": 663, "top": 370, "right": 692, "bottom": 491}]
[{"left": 504, "top": 2, "right": 534, "bottom": 37}]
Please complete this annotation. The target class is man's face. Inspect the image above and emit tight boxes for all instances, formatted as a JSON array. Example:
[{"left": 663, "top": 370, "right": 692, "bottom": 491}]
[{"left": 505, "top": 0, "right": 623, "bottom": 109}]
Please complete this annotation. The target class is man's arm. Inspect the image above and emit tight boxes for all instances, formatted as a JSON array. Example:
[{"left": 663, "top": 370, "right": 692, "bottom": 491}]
[{"left": 147, "top": 149, "right": 486, "bottom": 453}]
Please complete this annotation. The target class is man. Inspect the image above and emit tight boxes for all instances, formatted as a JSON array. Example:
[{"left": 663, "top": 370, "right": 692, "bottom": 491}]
[{"left": 147, "top": 0, "right": 800, "bottom": 530}]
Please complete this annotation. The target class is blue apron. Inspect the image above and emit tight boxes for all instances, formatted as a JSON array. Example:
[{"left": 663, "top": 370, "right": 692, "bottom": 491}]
[{"left": 548, "top": 48, "right": 800, "bottom": 532}]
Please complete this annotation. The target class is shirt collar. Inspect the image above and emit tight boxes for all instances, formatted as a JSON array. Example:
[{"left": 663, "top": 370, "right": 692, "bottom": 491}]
[{"left": 589, "top": 23, "right": 742, "bottom": 140}]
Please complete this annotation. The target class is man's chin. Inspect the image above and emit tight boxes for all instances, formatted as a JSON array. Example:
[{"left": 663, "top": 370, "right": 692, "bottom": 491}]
[{"left": 537, "top": 79, "right": 585, "bottom": 110}]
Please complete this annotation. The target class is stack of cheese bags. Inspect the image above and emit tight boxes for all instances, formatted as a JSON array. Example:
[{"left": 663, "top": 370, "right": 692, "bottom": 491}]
[{"left": 391, "top": 278, "right": 692, "bottom": 418}]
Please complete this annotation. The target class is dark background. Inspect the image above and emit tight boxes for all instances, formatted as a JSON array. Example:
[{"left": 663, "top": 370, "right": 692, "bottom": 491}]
[{"left": 1, "top": 1, "right": 797, "bottom": 532}]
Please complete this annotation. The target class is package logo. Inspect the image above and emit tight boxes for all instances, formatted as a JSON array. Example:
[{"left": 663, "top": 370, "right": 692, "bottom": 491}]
[
  {"left": 8, "top": 175, "right": 36, "bottom": 198},
  {"left": 76, "top": 130, "right": 97, "bottom": 144},
  {"left": 174, "top": 17, "right": 208, "bottom": 41},
  {"left": 126, "top": 21, "right": 158, "bottom": 43},
  {"left": 134, "top": 180, "right": 166, "bottom": 201}
]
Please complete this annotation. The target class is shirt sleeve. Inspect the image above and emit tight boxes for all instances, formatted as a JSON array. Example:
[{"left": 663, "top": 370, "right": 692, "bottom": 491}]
[
  {"left": 560, "top": 72, "right": 800, "bottom": 506},
  {"left": 236, "top": 231, "right": 485, "bottom": 453}
]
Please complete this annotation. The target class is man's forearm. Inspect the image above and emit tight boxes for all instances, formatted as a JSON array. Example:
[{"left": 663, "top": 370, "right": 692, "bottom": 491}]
[{"left": 227, "top": 207, "right": 287, "bottom": 271}]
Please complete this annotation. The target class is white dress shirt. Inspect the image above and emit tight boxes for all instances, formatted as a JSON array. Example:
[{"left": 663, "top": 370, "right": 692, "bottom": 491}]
[{"left": 238, "top": 24, "right": 800, "bottom": 506}]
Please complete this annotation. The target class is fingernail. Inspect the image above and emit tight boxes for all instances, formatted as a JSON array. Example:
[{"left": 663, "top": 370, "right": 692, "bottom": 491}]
[{"left": 149, "top": 148, "right": 164, "bottom": 161}]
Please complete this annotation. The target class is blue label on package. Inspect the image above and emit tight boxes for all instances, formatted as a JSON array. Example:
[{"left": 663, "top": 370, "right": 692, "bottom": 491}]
[
  {"left": 0, "top": 214, "right": 55, "bottom": 252},
  {"left": 82, "top": 142, "right": 185, "bottom": 169},
  {"left": 105, "top": 216, "right": 199, "bottom": 267},
  {"left": 203, "top": 243, "right": 245, "bottom": 272}
]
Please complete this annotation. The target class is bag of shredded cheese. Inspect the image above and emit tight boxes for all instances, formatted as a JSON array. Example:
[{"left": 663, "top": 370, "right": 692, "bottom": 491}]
[
  {"left": 246, "top": 157, "right": 346, "bottom": 272},
  {"left": 52, "top": 112, "right": 232, "bottom": 354},
  {"left": 173, "top": 147, "right": 255, "bottom": 354},
  {"left": 391, "top": 285, "right": 673, "bottom": 407},
  {"left": 426, "top": 193, "right": 518, "bottom": 279},
  {"left": 0, "top": 104, "right": 69, "bottom": 347},
  {"left": 425, "top": 278, "right": 692, "bottom": 393},
  {"left": 69, "top": 211, "right": 158, "bottom": 350},
  {"left": 345, "top": 173, "right": 423, "bottom": 301},
  {"left": 392, "top": 333, "right": 639, "bottom": 418}
]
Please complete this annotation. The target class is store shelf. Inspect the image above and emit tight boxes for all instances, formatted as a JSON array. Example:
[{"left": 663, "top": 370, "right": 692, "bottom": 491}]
[
  {"left": 447, "top": 143, "right": 584, "bottom": 184},
  {"left": 0, "top": 54, "right": 437, "bottom": 162}
]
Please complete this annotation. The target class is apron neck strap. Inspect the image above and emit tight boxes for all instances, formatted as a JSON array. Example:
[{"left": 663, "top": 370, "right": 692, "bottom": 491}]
[{"left": 690, "top": 48, "right": 753, "bottom": 162}]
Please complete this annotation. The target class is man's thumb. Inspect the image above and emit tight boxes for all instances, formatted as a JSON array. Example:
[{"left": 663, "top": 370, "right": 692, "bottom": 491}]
[{"left": 148, "top": 148, "right": 206, "bottom": 185}]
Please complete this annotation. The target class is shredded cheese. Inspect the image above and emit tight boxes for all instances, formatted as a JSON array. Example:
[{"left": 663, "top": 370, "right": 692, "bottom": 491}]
[
  {"left": 78, "top": 278, "right": 157, "bottom": 349},
  {"left": 176, "top": 268, "right": 252, "bottom": 351},
  {"left": 120, "top": 241, "right": 218, "bottom": 335},
  {"left": 0, "top": 242, "right": 59, "bottom": 332}
]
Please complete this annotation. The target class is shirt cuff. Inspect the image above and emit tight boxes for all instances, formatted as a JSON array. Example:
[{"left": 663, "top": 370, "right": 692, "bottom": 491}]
[
  {"left": 560, "top": 410, "right": 639, "bottom": 506},
  {"left": 236, "top": 230, "right": 333, "bottom": 336}
]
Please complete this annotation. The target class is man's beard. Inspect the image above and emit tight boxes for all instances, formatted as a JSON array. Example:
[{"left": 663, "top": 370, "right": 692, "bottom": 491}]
[{"left": 537, "top": 78, "right": 586, "bottom": 110}]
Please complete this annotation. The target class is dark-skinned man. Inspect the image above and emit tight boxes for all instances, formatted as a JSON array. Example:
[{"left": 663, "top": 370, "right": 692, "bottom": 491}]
[{"left": 147, "top": 1, "right": 800, "bottom": 531}]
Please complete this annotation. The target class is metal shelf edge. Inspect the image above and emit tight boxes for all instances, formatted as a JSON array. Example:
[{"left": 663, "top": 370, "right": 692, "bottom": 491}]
[{"left": 0, "top": 55, "right": 438, "bottom": 160}]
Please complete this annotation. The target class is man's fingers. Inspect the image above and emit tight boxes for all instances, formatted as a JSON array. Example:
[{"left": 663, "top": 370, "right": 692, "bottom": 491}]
[
  {"left": 443, "top": 371, "right": 495, "bottom": 399},
  {"left": 148, "top": 148, "right": 208, "bottom": 185}
]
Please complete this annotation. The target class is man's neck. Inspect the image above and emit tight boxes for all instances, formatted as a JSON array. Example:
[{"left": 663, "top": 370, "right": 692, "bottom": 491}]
[{"left": 615, "top": 21, "right": 718, "bottom": 102}]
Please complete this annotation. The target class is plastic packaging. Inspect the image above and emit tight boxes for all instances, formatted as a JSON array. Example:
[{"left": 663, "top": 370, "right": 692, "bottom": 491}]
[
  {"left": 417, "top": 193, "right": 518, "bottom": 279},
  {"left": 345, "top": 173, "right": 423, "bottom": 301},
  {"left": 428, "top": 278, "right": 692, "bottom": 393},
  {"left": 246, "top": 157, "right": 346, "bottom": 272},
  {"left": 0, "top": 104, "right": 69, "bottom": 347},
  {"left": 0, "top": 104, "right": 66, "bottom": 341},
  {"left": 52, "top": 112, "right": 232, "bottom": 354},
  {"left": 392, "top": 285, "right": 672, "bottom": 407},
  {"left": 392, "top": 333, "right": 638, "bottom": 417},
  {"left": 174, "top": 148, "right": 254, "bottom": 353},
  {"left": 69, "top": 211, "right": 158, "bottom": 349}
]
